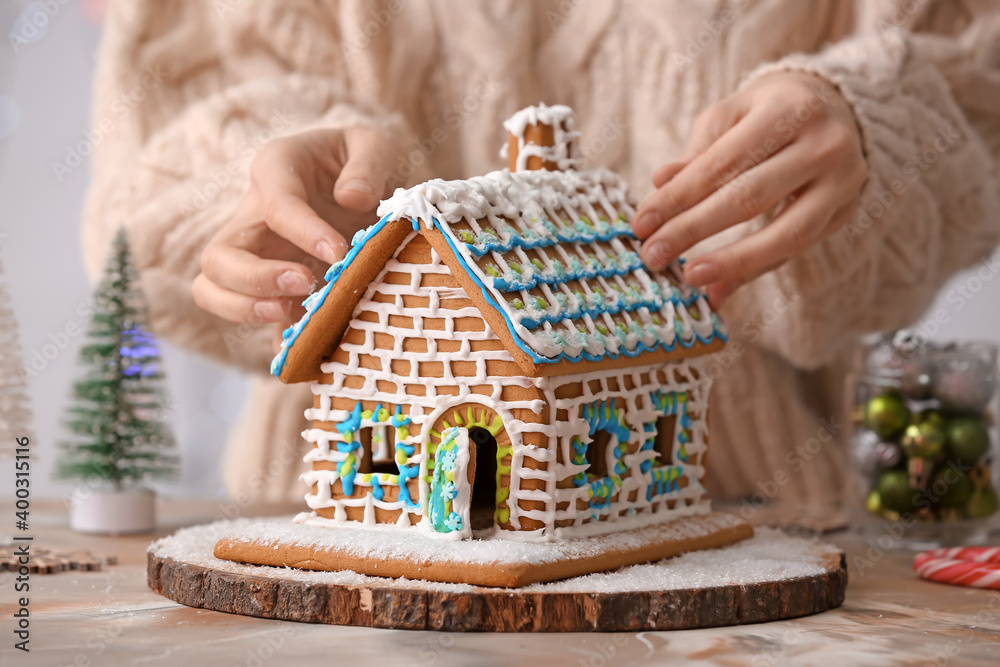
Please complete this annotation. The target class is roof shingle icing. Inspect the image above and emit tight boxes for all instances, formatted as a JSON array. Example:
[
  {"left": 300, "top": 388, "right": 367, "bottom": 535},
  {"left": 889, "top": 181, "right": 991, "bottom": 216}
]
[{"left": 271, "top": 105, "right": 726, "bottom": 377}]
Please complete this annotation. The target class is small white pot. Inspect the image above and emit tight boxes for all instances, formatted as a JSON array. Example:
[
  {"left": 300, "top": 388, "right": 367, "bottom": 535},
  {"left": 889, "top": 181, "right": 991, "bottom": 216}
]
[{"left": 70, "top": 488, "right": 156, "bottom": 535}]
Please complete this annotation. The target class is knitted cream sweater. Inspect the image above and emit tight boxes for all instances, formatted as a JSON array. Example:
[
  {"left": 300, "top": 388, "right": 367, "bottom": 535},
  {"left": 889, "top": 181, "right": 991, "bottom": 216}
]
[{"left": 83, "top": 0, "right": 1000, "bottom": 504}]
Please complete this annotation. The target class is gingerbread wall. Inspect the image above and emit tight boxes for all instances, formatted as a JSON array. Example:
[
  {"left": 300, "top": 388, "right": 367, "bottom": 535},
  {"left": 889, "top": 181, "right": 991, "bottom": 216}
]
[
  {"left": 300, "top": 232, "right": 551, "bottom": 532},
  {"left": 539, "top": 358, "right": 713, "bottom": 539}
]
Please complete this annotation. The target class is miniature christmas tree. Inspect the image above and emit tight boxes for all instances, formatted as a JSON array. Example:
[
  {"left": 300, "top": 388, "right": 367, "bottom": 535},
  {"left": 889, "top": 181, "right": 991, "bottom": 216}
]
[
  {"left": 0, "top": 255, "right": 33, "bottom": 458},
  {"left": 58, "top": 228, "right": 177, "bottom": 489}
]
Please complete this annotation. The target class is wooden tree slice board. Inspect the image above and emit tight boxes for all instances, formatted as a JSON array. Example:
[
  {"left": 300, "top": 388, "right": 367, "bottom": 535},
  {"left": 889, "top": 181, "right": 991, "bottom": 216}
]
[{"left": 147, "top": 519, "right": 847, "bottom": 632}]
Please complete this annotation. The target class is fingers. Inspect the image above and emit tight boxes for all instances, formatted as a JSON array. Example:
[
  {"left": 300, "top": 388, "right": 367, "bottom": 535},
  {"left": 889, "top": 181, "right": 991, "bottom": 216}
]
[
  {"left": 250, "top": 142, "right": 348, "bottom": 264},
  {"left": 652, "top": 161, "right": 686, "bottom": 189},
  {"left": 683, "top": 183, "right": 843, "bottom": 291},
  {"left": 703, "top": 200, "right": 856, "bottom": 308},
  {"left": 192, "top": 273, "right": 292, "bottom": 324},
  {"left": 634, "top": 108, "right": 795, "bottom": 241},
  {"left": 639, "top": 140, "right": 819, "bottom": 270},
  {"left": 335, "top": 128, "right": 406, "bottom": 212},
  {"left": 201, "top": 242, "right": 314, "bottom": 298},
  {"left": 680, "top": 99, "right": 746, "bottom": 162},
  {"left": 705, "top": 257, "right": 787, "bottom": 310}
]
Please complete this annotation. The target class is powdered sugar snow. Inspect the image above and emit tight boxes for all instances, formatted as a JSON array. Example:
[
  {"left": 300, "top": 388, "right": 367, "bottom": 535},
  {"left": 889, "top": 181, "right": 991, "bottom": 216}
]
[{"left": 149, "top": 517, "right": 840, "bottom": 594}]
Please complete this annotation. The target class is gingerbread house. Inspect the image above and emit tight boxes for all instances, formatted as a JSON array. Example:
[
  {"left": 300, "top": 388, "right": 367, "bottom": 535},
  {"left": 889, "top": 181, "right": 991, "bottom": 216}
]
[{"left": 270, "top": 105, "right": 729, "bottom": 543}]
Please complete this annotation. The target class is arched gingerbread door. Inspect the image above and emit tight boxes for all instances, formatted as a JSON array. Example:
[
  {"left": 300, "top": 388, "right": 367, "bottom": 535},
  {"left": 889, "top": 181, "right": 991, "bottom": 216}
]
[{"left": 427, "top": 403, "right": 512, "bottom": 533}]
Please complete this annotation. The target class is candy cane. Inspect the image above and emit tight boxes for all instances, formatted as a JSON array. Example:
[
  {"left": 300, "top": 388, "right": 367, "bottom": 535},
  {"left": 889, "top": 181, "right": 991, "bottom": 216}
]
[{"left": 913, "top": 547, "right": 1000, "bottom": 589}]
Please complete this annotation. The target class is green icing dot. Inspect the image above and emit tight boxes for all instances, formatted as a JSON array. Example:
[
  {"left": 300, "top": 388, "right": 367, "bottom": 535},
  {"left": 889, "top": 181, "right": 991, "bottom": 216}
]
[
  {"left": 458, "top": 230, "right": 475, "bottom": 244},
  {"left": 512, "top": 298, "right": 525, "bottom": 310},
  {"left": 485, "top": 265, "right": 500, "bottom": 278}
]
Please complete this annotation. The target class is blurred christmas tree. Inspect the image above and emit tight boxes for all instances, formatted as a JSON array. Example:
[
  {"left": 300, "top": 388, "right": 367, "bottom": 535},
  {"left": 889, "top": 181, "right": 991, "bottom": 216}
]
[
  {"left": 58, "top": 228, "right": 177, "bottom": 489},
  {"left": 0, "top": 254, "right": 33, "bottom": 458}
]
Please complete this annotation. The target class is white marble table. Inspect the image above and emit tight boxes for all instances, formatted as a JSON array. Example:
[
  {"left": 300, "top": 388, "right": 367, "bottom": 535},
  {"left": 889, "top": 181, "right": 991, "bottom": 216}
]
[{"left": 3, "top": 500, "right": 999, "bottom": 666}]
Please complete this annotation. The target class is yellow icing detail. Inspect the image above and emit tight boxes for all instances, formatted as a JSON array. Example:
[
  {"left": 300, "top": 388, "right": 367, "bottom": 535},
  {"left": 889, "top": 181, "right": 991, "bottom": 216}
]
[
  {"left": 362, "top": 473, "right": 373, "bottom": 483},
  {"left": 397, "top": 426, "right": 410, "bottom": 440},
  {"left": 343, "top": 430, "right": 354, "bottom": 444},
  {"left": 395, "top": 449, "right": 408, "bottom": 466},
  {"left": 338, "top": 453, "right": 356, "bottom": 477},
  {"left": 445, "top": 471, "right": 454, "bottom": 483},
  {"left": 496, "top": 487, "right": 510, "bottom": 502},
  {"left": 377, "top": 407, "right": 390, "bottom": 422},
  {"left": 496, "top": 508, "right": 511, "bottom": 524},
  {"left": 361, "top": 410, "right": 373, "bottom": 420}
]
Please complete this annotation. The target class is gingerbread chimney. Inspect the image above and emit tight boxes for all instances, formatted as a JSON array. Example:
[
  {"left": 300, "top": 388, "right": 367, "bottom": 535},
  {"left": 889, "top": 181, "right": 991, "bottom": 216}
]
[{"left": 502, "top": 103, "right": 582, "bottom": 172}]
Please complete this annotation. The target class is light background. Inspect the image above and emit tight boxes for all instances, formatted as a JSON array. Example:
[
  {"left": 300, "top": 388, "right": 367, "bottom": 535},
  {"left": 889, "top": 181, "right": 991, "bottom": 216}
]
[{"left": 1, "top": 2, "right": 997, "bottom": 500}]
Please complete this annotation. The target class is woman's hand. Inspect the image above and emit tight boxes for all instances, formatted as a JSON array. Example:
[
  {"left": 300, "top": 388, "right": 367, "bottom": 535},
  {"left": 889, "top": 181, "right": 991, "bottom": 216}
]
[
  {"left": 193, "top": 127, "right": 405, "bottom": 346},
  {"left": 633, "top": 70, "right": 867, "bottom": 307}
]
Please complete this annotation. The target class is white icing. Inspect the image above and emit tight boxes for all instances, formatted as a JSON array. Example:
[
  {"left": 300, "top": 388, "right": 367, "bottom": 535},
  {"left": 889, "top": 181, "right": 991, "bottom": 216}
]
[
  {"left": 375, "top": 167, "right": 724, "bottom": 364},
  {"left": 499, "top": 102, "right": 581, "bottom": 171},
  {"left": 153, "top": 519, "right": 836, "bottom": 595}
]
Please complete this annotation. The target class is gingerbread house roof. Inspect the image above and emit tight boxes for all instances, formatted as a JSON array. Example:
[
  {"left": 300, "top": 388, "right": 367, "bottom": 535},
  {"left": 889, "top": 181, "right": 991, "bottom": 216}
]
[{"left": 272, "top": 106, "right": 727, "bottom": 383}]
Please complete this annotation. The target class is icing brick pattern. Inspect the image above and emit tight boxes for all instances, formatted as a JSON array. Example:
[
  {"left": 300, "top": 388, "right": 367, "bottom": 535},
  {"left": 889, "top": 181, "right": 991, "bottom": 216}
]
[{"left": 300, "top": 233, "right": 713, "bottom": 540}]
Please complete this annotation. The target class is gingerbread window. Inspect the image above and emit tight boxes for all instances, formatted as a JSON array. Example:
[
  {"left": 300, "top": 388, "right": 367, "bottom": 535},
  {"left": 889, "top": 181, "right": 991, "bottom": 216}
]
[{"left": 357, "top": 426, "right": 399, "bottom": 475}]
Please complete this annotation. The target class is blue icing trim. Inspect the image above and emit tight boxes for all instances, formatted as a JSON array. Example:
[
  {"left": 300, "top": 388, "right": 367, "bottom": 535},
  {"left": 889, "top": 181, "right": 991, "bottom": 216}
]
[
  {"left": 582, "top": 399, "right": 631, "bottom": 443},
  {"left": 647, "top": 466, "right": 683, "bottom": 500},
  {"left": 433, "top": 218, "right": 727, "bottom": 365},
  {"left": 464, "top": 224, "right": 636, "bottom": 259},
  {"left": 579, "top": 399, "right": 631, "bottom": 508},
  {"left": 390, "top": 405, "right": 411, "bottom": 428},
  {"left": 270, "top": 213, "right": 397, "bottom": 377},
  {"left": 518, "top": 299, "right": 666, "bottom": 331},
  {"left": 490, "top": 254, "right": 645, "bottom": 291},
  {"left": 337, "top": 403, "right": 363, "bottom": 436}
]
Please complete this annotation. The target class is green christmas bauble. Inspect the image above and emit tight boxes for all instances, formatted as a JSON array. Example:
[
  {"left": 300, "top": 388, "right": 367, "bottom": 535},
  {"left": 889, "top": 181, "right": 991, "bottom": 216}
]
[
  {"left": 966, "top": 487, "right": 999, "bottom": 519},
  {"left": 918, "top": 410, "right": 946, "bottom": 430},
  {"left": 946, "top": 417, "right": 991, "bottom": 464},
  {"left": 865, "top": 489, "right": 884, "bottom": 516},
  {"left": 929, "top": 468, "right": 973, "bottom": 508},
  {"left": 901, "top": 421, "right": 946, "bottom": 459},
  {"left": 865, "top": 393, "right": 910, "bottom": 440},
  {"left": 877, "top": 469, "right": 917, "bottom": 513}
]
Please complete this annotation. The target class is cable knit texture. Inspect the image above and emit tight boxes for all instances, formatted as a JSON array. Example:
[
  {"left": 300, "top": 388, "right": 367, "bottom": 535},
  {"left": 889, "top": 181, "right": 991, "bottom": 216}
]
[{"left": 84, "top": 0, "right": 1000, "bottom": 504}]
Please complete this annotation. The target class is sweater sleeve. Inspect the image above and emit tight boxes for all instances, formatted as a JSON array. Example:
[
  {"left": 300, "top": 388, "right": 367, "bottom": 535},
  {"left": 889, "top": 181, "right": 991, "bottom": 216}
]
[
  {"left": 730, "top": 3, "right": 1000, "bottom": 370},
  {"left": 81, "top": 0, "right": 417, "bottom": 373}
]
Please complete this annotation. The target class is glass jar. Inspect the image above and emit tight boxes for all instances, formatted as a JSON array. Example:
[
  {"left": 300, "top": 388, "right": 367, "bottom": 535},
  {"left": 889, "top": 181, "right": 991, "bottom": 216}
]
[{"left": 846, "top": 332, "right": 999, "bottom": 547}]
